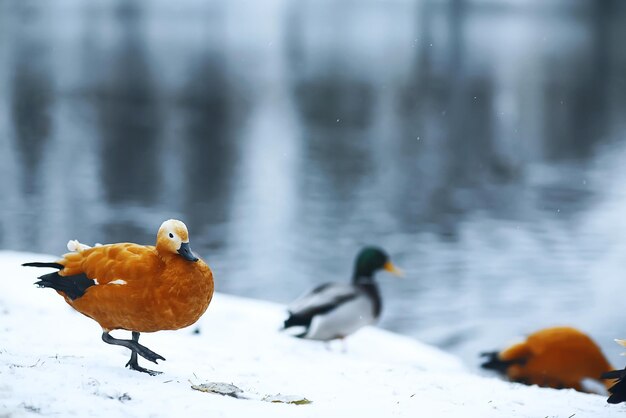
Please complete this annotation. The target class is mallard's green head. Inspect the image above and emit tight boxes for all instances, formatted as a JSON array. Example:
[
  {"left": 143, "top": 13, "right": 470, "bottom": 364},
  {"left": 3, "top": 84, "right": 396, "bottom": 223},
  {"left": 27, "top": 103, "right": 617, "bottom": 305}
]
[{"left": 353, "top": 246, "right": 402, "bottom": 281}]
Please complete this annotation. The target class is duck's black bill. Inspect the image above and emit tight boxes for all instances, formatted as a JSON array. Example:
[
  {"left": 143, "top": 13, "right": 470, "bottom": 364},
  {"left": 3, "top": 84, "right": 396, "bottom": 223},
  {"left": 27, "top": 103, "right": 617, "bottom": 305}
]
[{"left": 178, "top": 242, "right": 199, "bottom": 262}]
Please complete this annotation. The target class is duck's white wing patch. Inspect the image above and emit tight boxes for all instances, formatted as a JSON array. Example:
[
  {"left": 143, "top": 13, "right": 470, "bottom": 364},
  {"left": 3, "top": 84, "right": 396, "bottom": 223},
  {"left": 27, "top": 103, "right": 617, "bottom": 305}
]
[
  {"left": 288, "top": 283, "right": 356, "bottom": 315},
  {"left": 305, "top": 293, "right": 375, "bottom": 341},
  {"left": 108, "top": 279, "right": 127, "bottom": 285}
]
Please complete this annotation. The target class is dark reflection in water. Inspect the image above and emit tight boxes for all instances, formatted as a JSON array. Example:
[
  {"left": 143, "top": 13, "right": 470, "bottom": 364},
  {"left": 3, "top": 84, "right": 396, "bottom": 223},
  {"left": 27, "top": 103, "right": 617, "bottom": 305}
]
[
  {"left": 10, "top": 17, "right": 53, "bottom": 195},
  {"left": 2, "top": 0, "right": 626, "bottom": 367},
  {"left": 95, "top": 2, "right": 162, "bottom": 204},
  {"left": 296, "top": 76, "right": 374, "bottom": 130},
  {"left": 180, "top": 53, "right": 241, "bottom": 229},
  {"left": 7, "top": 5, "right": 54, "bottom": 249}
]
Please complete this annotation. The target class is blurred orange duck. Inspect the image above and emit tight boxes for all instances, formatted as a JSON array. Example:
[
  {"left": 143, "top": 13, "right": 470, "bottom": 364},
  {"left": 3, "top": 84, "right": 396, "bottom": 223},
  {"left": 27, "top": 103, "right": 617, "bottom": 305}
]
[
  {"left": 23, "top": 219, "right": 214, "bottom": 375},
  {"left": 481, "top": 326, "right": 614, "bottom": 392}
]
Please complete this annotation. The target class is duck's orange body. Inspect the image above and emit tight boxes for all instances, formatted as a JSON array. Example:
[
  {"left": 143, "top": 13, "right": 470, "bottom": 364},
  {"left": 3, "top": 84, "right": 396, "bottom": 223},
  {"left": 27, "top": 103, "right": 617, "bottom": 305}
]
[
  {"left": 24, "top": 219, "right": 214, "bottom": 374},
  {"left": 482, "top": 327, "right": 614, "bottom": 392},
  {"left": 59, "top": 243, "right": 214, "bottom": 332}
]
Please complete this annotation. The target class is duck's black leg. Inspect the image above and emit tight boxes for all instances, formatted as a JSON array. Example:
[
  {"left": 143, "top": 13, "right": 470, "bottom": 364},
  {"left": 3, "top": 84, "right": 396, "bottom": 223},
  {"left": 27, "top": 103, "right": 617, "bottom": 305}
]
[
  {"left": 101, "top": 332, "right": 165, "bottom": 376},
  {"left": 125, "top": 332, "right": 163, "bottom": 376}
]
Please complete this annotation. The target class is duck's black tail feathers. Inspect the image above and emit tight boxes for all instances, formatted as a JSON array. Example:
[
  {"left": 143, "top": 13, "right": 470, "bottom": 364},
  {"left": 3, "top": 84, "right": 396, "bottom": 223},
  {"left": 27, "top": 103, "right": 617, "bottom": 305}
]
[
  {"left": 283, "top": 314, "right": 312, "bottom": 330},
  {"left": 23, "top": 261, "right": 94, "bottom": 301},
  {"left": 602, "top": 368, "right": 626, "bottom": 404},
  {"left": 282, "top": 314, "right": 311, "bottom": 338},
  {"left": 22, "top": 262, "right": 64, "bottom": 269},
  {"left": 602, "top": 369, "right": 626, "bottom": 380},
  {"left": 34, "top": 272, "right": 95, "bottom": 301},
  {"left": 480, "top": 351, "right": 526, "bottom": 374}
]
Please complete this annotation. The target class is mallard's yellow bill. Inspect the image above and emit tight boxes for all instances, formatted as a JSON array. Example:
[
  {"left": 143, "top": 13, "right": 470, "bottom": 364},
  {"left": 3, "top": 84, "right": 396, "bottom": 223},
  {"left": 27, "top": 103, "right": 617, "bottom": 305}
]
[{"left": 384, "top": 261, "right": 403, "bottom": 277}]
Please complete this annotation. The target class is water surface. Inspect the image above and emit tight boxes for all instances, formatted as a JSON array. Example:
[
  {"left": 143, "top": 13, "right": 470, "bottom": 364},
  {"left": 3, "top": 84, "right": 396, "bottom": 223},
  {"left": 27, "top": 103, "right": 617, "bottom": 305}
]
[{"left": 2, "top": 0, "right": 626, "bottom": 367}]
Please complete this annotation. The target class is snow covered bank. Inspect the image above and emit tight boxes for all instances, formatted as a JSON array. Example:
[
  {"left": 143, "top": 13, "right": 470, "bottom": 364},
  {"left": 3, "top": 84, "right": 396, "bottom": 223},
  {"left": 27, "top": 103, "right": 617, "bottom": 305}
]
[{"left": 0, "top": 251, "right": 622, "bottom": 417}]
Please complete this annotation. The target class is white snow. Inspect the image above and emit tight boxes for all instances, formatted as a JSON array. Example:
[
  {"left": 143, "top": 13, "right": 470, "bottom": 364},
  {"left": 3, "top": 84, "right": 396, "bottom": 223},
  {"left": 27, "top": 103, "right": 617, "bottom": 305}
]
[{"left": 0, "top": 251, "right": 623, "bottom": 417}]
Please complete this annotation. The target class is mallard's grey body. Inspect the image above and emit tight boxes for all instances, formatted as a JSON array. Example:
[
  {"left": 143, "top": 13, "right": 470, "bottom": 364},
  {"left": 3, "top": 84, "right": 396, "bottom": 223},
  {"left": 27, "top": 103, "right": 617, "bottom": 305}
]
[
  {"left": 285, "top": 279, "right": 381, "bottom": 341},
  {"left": 283, "top": 247, "right": 400, "bottom": 341}
]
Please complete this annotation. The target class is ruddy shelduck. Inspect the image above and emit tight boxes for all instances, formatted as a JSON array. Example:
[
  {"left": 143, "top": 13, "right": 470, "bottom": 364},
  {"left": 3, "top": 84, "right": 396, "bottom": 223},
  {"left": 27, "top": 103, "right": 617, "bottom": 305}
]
[
  {"left": 481, "top": 326, "right": 614, "bottom": 392},
  {"left": 602, "top": 339, "right": 626, "bottom": 403},
  {"left": 23, "top": 219, "right": 214, "bottom": 375}
]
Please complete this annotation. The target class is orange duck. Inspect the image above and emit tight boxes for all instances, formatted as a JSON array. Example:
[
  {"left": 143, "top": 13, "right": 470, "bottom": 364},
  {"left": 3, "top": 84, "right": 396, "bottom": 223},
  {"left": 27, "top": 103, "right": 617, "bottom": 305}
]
[
  {"left": 23, "top": 219, "right": 214, "bottom": 375},
  {"left": 481, "top": 326, "right": 614, "bottom": 392}
]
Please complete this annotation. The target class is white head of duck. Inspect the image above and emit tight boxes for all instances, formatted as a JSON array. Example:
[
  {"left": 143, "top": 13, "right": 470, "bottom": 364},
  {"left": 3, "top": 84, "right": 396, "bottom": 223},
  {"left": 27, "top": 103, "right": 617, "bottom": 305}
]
[{"left": 156, "top": 219, "right": 199, "bottom": 262}]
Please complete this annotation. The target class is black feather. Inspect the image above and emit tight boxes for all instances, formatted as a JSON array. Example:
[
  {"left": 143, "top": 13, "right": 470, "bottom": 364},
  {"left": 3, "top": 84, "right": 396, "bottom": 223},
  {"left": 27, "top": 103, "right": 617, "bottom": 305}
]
[
  {"left": 480, "top": 351, "right": 526, "bottom": 373},
  {"left": 283, "top": 294, "right": 358, "bottom": 330},
  {"left": 607, "top": 379, "right": 626, "bottom": 404},
  {"left": 34, "top": 271, "right": 95, "bottom": 300},
  {"left": 22, "top": 262, "right": 64, "bottom": 269},
  {"left": 283, "top": 315, "right": 309, "bottom": 329},
  {"left": 602, "top": 369, "right": 626, "bottom": 380},
  {"left": 603, "top": 368, "right": 626, "bottom": 404}
]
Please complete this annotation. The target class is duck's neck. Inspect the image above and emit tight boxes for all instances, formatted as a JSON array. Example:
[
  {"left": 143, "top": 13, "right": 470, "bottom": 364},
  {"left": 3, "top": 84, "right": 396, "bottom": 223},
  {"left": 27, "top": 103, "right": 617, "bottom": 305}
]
[
  {"left": 157, "top": 249, "right": 177, "bottom": 262},
  {"left": 352, "top": 273, "right": 382, "bottom": 318},
  {"left": 352, "top": 273, "right": 376, "bottom": 286},
  {"left": 157, "top": 250, "right": 193, "bottom": 268}
]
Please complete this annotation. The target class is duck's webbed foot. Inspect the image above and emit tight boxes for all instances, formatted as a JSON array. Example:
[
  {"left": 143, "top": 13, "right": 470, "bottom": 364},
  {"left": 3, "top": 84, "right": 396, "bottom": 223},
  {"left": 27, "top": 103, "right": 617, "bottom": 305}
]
[
  {"left": 126, "top": 352, "right": 163, "bottom": 376},
  {"left": 102, "top": 331, "right": 165, "bottom": 375}
]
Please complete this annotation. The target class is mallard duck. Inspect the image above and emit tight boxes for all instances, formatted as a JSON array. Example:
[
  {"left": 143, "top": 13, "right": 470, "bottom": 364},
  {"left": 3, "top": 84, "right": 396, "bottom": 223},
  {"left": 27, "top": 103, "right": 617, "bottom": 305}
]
[
  {"left": 602, "top": 339, "right": 626, "bottom": 403},
  {"left": 283, "top": 246, "right": 402, "bottom": 341},
  {"left": 23, "top": 219, "right": 214, "bottom": 375},
  {"left": 481, "top": 326, "right": 614, "bottom": 392}
]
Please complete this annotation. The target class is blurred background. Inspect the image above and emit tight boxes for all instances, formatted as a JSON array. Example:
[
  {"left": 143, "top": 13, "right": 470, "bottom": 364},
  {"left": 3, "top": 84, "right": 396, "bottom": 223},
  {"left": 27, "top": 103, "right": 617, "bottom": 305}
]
[{"left": 2, "top": 0, "right": 626, "bottom": 368}]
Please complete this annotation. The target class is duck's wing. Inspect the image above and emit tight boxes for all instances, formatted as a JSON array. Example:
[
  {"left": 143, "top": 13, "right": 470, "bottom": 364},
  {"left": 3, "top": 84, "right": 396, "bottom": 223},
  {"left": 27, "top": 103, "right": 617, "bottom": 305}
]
[
  {"left": 287, "top": 283, "right": 359, "bottom": 318},
  {"left": 481, "top": 329, "right": 563, "bottom": 374},
  {"left": 284, "top": 283, "right": 371, "bottom": 337},
  {"left": 60, "top": 243, "right": 160, "bottom": 285},
  {"left": 309, "top": 294, "right": 377, "bottom": 340},
  {"left": 23, "top": 243, "right": 160, "bottom": 302}
]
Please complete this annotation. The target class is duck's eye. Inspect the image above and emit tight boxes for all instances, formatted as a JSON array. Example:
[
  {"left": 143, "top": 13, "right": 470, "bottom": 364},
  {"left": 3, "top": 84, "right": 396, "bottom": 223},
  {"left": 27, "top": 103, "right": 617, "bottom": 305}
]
[{"left": 169, "top": 233, "right": 174, "bottom": 239}]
